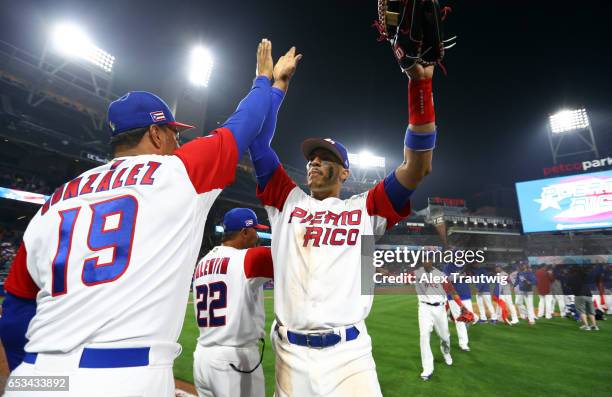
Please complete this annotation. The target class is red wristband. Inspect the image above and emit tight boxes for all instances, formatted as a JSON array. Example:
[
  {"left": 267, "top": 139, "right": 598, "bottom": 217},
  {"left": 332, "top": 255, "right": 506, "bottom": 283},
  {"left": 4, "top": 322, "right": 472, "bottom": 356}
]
[{"left": 408, "top": 78, "right": 435, "bottom": 125}]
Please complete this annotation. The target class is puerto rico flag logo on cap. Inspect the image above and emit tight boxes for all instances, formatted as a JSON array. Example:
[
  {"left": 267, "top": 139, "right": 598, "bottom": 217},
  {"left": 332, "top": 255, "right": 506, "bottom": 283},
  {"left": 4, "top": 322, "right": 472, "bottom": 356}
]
[
  {"left": 150, "top": 111, "right": 166, "bottom": 122},
  {"left": 245, "top": 219, "right": 254, "bottom": 226}
]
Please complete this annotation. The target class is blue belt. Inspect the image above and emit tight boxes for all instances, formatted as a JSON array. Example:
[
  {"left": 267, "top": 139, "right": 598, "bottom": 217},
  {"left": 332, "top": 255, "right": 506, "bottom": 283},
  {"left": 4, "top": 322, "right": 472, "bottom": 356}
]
[
  {"left": 282, "top": 326, "right": 360, "bottom": 348},
  {"left": 23, "top": 347, "right": 150, "bottom": 368}
]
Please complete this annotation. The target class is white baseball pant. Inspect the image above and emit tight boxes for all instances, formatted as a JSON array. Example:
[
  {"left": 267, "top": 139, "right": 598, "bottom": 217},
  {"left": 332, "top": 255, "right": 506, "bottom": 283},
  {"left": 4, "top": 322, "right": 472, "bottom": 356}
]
[
  {"left": 448, "top": 299, "right": 475, "bottom": 350},
  {"left": 4, "top": 342, "right": 179, "bottom": 397},
  {"left": 537, "top": 294, "right": 555, "bottom": 319},
  {"left": 270, "top": 320, "right": 382, "bottom": 397},
  {"left": 553, "top": 294, "right": 567, "bottom": 316},
  {"left": 193, "top": 344, "right": 264, "bottom": 397},
  {"left": 515, "top": 292, "right": 536, "bottom": 323},
  {"left": 496, "top": 295, "right": 518, "bottom": 324},
  {"left": 418, "top": 302, "right": 451, "bottom": 377},
  {"left": 476, "top": 293, "right": 497, "bottom": 321}
]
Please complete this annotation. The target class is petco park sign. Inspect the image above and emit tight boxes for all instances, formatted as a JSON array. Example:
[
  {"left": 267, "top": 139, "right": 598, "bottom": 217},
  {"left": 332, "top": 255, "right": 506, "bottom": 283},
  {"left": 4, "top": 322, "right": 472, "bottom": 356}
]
[{"left": 543, "top": 156, "right": 612, "bottom": 176}]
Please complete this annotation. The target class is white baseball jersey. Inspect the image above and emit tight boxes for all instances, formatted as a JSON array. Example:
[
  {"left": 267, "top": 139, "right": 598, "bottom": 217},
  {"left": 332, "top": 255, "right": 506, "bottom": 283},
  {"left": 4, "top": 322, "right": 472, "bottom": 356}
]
[
  {"left": 193, "top": 245, "right": 273, "bottom": 347},
  {"left": 496, "top": 271, "right": 513, "bottom": 296},
  {"left": 413, "top": 267, "right": 448, "bottom": 305},
  {"left": 257, "top": 166, "right": 410, "bottom": 331},
  {"left": 4, "top": 129, "right": 239, "bottom": 353}
]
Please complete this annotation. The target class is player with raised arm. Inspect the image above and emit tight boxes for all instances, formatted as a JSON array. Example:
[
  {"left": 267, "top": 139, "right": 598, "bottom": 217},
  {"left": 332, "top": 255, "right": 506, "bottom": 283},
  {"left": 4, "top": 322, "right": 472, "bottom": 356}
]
[
  {"left": 248, "top": 45, "right": 439, "bottom": 393},
  {"left": 0, "top": 39, "right": 276, "bottom": 397},
  {"left": 192, "top": 208, "right": 273, "bottom": 397}
]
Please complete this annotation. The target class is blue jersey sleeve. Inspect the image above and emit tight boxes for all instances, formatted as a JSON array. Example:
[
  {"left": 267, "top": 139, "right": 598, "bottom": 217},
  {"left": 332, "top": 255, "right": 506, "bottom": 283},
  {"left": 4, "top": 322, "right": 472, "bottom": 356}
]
[
  {"left": 221, "top": 76, "right": 272, "bottom": 156},
  {"left": 248, "top": 87, "right": 284, "bottom": 188},
  {"left": 0, "top": 292, "right": 36, "bottom": 370}
]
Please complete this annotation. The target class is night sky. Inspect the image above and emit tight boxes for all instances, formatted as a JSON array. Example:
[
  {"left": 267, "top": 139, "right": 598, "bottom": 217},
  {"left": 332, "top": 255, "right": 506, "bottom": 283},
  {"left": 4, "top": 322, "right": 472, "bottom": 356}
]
[{"left": 1, "top": 0, "right": 611, "bottom": 208}]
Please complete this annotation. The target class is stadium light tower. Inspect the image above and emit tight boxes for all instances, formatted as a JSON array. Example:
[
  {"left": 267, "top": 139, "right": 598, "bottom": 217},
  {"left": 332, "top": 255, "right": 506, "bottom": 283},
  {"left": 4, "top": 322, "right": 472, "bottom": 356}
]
[
  {"left": 547, "top": 108, "right": 598, "bottom": 164},
  {"left": 188, "top": 46, "right": 214, "bottom": 87},
  {"left": 50, "top": 23, "right": 115, "bottom": 73},
  {"left": 347, "top": 151, "right": 386, "bottom": 183}
]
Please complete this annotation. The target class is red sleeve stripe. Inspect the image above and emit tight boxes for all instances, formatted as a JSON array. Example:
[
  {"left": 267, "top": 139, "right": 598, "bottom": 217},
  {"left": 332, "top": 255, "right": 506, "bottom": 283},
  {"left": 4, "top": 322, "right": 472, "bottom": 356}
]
[
  {"left": 256, "top": 166, "right": 296, "bottom": 211},
  {"left": 244, "top": 247, "right": 274, "bottom": 279},
  {"left": 4, "top": 243, "right": 39, "bottom": 300},
  {"left": 366, "top": 181, "right": 411, "bottom": 230},
  {"left": 174, "top": 128, "right": 239, "bottom": 194}
]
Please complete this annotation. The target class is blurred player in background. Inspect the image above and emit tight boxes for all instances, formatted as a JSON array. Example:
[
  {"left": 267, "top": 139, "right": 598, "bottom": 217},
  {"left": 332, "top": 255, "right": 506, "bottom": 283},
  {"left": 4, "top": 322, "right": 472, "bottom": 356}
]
[
  {"left": 569, "top": 266, "right": 599, "bottom": 331},
  {"left": 535, "top": 265, "right": 554, "bottom": 319},
  {"left": 514, "top": 262, "right": 537, "bottom": 325},
  {"left": 473, "top": 263, "right": 497, "bottom": 323},
  {"left": 444, "top": 262, "right": 477, "bottom": 351},
  {"left": 493, "top": 264, "right": 518, "bottom": 325},
  {"left": 0, "top": 39, "right": 276, "bottom": 396},
  {"left": 550, "top": 265, "right": 567, "bottom": 317},
  {"left": 414, "top": 260, "right": 467, "bottom": 381},
  {"left": 192, "top": 208, "right": 273, "bottom": 397},
  {"left": 247, "top": 47, "right": 438, "bottom": 394}
]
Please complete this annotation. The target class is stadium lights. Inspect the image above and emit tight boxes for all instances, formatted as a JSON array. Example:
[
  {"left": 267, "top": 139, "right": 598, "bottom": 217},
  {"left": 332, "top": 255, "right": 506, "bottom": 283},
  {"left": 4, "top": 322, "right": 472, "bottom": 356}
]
[
  {"left": 549, "top": 108, "right": 590, "bottom": 134},
  {"left": 51, "top": 23, "right": 115, "bottom": 73},
  {"left": 348, "top": 151, "right": 386, "bottom": 169},
  {"left": 188, "top": 46, "right": 214, "bottom": 87}
]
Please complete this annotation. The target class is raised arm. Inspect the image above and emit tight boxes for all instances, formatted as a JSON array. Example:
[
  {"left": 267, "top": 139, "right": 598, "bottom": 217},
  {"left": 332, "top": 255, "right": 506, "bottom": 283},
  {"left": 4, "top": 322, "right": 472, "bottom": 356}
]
[
  {"left": 220, "top": 39, "right": 274, "bottom": 156},
  {"left": 174, "top": 39, "right": 274, "bottom": 194},
  {"left": 248, "top": 47, "right": 302, "bottom": 189},
  {"left": 383, "top": 64, "right": 436, "bottom": 212}
]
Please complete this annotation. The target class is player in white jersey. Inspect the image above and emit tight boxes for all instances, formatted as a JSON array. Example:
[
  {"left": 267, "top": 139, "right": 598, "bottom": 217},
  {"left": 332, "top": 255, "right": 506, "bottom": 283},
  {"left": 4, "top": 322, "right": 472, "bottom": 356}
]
[
  {"left": 414, "top": 261, "right": 471, "bottom": 381},
  {"left": 0, "top": 40, "right": 279, "bottom": 396},
  {"left": 248, "top": 51, "right": 440, "bottom": 395},
  {"left": 192, "top": 208, "right": 273, "bottom": 397},
  {"left": 493, "top": 265, "right": 519, "bottom": 325}
]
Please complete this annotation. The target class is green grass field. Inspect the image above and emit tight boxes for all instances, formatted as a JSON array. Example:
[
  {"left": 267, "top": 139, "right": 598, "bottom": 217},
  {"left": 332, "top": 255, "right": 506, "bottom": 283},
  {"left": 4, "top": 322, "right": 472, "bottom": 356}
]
[{"left": 174, "top": 292, "right": 612, "bottom": 397}]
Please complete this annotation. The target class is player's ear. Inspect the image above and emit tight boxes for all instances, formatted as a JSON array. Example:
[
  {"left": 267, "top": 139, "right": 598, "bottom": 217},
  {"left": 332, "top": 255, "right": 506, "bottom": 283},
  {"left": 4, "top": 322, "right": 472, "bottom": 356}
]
[
  {"left": 148, "top": 125, "right": 164, "bottom": 150},
  {"left": 340, "top": 167, "right": 349, "bottom": 183}
]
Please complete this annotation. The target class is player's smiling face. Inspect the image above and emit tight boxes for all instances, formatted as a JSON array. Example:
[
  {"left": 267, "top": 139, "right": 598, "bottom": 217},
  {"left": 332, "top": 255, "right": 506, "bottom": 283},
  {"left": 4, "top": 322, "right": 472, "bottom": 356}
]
[{"left": 306, "top": 148, "right": 349, "bottom": 198}]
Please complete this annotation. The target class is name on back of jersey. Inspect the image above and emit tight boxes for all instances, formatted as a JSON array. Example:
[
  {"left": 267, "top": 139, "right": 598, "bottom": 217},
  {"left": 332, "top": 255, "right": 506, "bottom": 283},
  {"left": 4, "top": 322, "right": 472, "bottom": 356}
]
[
  {"left": 288, "top": 206, "right": 362, "bottom": 247},
  {"left": 41, "top": 160, "right": 162, "bottom": 216},
  {"left": 194, "top": 257, "right": 229, "bottom": 280}
]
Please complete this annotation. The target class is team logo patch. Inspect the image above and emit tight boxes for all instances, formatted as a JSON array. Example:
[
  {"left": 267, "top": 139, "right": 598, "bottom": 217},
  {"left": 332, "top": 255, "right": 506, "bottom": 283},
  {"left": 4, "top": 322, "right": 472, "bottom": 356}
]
[
  {"left": 324, "top": 138, "right": 335, "bottom": 144},
  {"left": 245, "top": 219, "right": 254, "bottom": 226},
  {"left": 150, "top": 111, "right": 166, "bottom": 122}
]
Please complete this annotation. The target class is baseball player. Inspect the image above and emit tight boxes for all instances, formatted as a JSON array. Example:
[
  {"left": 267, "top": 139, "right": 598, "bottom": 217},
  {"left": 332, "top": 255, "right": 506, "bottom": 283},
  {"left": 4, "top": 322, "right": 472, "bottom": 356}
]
[
  {"left": 535, "top": 265, "right": 554, "bottom": 319},
  {"left": 0, "top": 39, "right": 279, "bottom": 396},
  {"left": 514, "top": 262, "right": 537, "bottom": 325},
  {"left": 192, "top": 208, "right": 273, "bottom": 397},
  {"left": 247, "top": 52, "right": 438, "bottom": 394},
  {"left": 444, "top": 262, "right": 477, "bottom": 351},
  {"left": 493, "top": 264, "right": 518, "bottom": 325},
  {"left": 550, "top": 265, "right": 567, "bottom": 317},
  {"left": 414, "top": 261, "right": 471, "bottom": 381},
  {"left": 473, "top": 264, "right": 498, "bottom": 323}
]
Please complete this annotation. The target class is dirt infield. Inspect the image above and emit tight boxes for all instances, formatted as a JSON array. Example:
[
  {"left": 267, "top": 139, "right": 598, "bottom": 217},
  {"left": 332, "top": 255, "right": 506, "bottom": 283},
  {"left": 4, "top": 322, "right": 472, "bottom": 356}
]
[{"left": 175, "top": 378, "right": 197, "bottom": 397}]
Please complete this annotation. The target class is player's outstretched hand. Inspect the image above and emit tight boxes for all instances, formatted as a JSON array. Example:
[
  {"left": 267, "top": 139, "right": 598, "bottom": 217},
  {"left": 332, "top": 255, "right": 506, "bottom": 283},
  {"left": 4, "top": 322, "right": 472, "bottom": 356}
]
[
  {"left": 256, "top": 39, "right": 273, "bottom": 80},
  {"left": 405, "top": 63, "right": 434, "bottom": 80},
  {"left": 273, "top": 46, "right": 302, "bottom": 92}
]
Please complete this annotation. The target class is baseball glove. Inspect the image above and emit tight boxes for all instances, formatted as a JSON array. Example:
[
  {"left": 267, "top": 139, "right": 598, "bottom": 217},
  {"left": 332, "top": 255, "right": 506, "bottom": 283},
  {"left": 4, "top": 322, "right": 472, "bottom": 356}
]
[
  {"left": 374, "top": 0, "right": 456, "bottom": 72},
  {"left": 456, "top": 306, "right": 475, "bottom": 323}
]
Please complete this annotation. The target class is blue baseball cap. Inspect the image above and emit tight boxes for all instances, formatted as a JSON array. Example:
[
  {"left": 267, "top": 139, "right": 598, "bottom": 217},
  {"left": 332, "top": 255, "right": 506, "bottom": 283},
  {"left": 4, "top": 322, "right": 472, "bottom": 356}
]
[
  {"left": 107, "top": 91, "right": 194, "bottom": 136},
  {"left": 301, "top": 137, "right": 350, "bottom": 169},
  {"left": 223, "top": 208, "right": 269, "bottom": 233}
]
